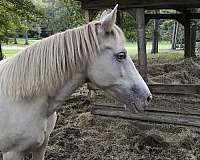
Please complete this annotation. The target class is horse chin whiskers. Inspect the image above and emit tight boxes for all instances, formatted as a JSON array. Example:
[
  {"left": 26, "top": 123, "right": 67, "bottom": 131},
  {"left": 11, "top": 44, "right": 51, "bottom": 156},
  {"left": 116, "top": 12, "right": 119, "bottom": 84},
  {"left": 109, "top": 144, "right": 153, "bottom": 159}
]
[{"left": 126, "top": 101, "right": 145, "bottom": 113}]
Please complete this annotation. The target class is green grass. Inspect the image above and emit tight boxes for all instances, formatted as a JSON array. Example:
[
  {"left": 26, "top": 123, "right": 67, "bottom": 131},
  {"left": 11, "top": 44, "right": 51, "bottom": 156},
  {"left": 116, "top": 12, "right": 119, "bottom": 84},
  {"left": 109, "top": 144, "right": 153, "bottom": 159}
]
[
  {"left": 5, "top": 38, "right": 39, "bottom": 47},
  {"left": 3, "top": 49, "right": 21, "bottom": 58},
  {"left": 124, "top": 41, "right": 188, "bottom": 64},
  {"left": 14, "top": 38, "right": 38, "bottom": 46},
  {"left": 125, "top": 41, "right": 172, "bottom": 57},
  {"left": 2, "top": 38, "right": 39, "bottom": 58}
]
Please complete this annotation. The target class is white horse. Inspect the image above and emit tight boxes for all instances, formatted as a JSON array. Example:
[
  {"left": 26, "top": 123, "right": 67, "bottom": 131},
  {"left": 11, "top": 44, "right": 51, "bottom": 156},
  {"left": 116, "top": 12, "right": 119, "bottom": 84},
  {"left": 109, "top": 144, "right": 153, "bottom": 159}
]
[{"left": 0, "top": 5, "right": 152, "bottom": 160}]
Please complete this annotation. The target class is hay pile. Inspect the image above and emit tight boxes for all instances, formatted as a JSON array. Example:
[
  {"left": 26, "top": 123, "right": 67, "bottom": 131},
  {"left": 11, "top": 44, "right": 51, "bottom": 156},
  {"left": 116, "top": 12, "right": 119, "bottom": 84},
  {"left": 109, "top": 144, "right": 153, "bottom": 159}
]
[{"left": 148, "top": 59, "right": 200, "bottom": 84}]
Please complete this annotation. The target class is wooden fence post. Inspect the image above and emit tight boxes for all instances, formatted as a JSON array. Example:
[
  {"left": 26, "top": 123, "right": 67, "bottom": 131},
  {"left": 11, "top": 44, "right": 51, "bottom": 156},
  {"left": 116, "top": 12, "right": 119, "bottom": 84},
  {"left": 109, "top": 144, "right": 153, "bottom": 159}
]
[{"left": 136, "top": 8, "right": 148, "bottom": 82}]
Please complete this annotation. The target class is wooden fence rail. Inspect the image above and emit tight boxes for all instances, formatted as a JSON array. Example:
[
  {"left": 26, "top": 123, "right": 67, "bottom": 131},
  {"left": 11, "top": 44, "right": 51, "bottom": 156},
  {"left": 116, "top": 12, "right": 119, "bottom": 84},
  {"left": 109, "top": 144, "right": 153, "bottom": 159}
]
[
  {"left": 92, "top": 104, "right": 200, "bottom": 128},
  {"left": 88, "top": 83, "right": 200, "bottom": 96}
]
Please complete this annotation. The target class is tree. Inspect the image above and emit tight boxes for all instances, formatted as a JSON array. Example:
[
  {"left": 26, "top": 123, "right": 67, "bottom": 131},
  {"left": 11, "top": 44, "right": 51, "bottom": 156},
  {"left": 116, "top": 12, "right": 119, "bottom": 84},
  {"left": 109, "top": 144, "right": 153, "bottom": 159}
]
[
  {"left": 35, "top": 0, "right": 85, "bottom": 37},
  {"left": 171, "top": 21, "right": 179, "bottom": 50},
  {"left": 151, "top": 10, "right": 160, "bottom": 54},
  {"left": 0, "top": 0, "right": 41, "bottom": 60}
]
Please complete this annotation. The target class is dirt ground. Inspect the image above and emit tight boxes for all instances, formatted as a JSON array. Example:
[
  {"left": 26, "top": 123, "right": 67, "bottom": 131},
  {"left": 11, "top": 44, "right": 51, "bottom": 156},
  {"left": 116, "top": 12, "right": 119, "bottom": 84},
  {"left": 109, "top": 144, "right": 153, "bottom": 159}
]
[
  {"left": 1, "top": 59, "right": 200, "bottom": 160},
  {"left": 44, "top": 58, "right": 200, "bottom": 160}
]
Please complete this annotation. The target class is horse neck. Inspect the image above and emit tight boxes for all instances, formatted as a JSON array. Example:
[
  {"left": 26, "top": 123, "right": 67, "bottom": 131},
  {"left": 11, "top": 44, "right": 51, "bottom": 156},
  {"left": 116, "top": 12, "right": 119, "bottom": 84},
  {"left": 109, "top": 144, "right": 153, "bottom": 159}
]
[
  {"left": 46, "top": 72, "right": 86, "bottom": 116},
  {"left": 51, "top": 72, "right": 86, "bottom": 101}
]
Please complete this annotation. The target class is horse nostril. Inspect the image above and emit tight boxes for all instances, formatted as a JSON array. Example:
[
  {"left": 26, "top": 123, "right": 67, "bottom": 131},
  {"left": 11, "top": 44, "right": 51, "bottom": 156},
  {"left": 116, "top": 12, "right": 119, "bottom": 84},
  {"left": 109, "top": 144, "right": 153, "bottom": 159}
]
[{"left": 147, "top": 95, "right": 152, "bottom": 103}]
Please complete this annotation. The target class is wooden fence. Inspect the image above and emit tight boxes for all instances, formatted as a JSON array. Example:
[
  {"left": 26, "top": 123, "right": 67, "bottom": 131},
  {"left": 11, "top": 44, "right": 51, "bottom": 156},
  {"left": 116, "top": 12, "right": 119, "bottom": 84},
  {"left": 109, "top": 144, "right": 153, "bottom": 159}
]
[{"left": 90, "top": 84, "right": 200, "bottom": 127}]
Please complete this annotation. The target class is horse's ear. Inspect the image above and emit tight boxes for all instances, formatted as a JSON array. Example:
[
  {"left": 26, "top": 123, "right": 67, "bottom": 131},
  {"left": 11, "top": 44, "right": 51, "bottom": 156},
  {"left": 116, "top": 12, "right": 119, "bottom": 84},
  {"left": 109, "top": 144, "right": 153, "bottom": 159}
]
[{"left": 100, "top": 4, "right": 118, "bottom": 33}]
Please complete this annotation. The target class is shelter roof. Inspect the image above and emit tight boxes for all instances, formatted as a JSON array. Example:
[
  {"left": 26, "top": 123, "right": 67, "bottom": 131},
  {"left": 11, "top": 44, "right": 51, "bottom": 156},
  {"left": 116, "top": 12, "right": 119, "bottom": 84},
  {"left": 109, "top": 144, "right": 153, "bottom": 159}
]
[{"left": 77, "top": 0, "right": 200, "bottom": 10}]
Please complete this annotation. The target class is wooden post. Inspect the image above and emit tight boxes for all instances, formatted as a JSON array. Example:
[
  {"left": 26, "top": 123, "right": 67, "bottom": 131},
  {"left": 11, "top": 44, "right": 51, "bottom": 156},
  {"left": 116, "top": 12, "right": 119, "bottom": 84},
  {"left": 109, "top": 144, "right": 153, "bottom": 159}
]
[
  {"left": 136, "top": 8, "right": 148, "bottom": 82},
  {"left": 183, "top": 10, "right": 192, "bottom": 58}
]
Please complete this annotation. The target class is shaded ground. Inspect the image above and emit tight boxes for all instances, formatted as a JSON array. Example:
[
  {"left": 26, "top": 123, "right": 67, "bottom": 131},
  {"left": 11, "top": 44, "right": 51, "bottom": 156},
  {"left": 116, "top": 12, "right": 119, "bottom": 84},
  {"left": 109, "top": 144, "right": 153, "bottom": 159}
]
[
  {"left": 46, "top": 95, "right": 200, "bottom": 160},
  {"left": 44, "top": 59, "right": 200, "bottom": 160}
]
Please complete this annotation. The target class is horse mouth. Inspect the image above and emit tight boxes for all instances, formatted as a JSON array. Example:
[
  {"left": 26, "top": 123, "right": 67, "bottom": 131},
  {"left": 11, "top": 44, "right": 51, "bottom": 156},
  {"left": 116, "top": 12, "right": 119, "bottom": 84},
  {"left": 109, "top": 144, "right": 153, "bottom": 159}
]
[{"left": 125, "top": 102, "right": 145, "bottom": 113}]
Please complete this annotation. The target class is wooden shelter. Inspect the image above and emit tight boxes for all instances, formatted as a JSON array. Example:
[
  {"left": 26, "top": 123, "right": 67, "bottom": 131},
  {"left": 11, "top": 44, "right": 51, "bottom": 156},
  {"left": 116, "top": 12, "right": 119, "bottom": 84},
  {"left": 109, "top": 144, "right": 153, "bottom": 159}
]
[
  {"left": 75, "top": 1, "right": 200, "bottom": 127},
  {"left": 77, "top": 0, "right": 200, "bottom": 81}
]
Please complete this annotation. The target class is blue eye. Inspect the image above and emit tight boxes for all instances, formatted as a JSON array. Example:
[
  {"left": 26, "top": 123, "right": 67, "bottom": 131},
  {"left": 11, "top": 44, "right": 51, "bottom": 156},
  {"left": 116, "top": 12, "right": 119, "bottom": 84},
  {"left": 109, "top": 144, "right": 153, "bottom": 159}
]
[{"left": 116, "top": 52, "right": 126, "bottom": 61}]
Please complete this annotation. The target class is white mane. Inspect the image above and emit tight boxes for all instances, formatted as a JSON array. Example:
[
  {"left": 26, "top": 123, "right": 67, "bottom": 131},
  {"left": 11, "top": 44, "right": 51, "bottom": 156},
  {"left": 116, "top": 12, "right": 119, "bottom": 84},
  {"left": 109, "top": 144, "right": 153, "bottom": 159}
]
[
  {"left": 0, "top": 20, "right": 125, "bottom": 101},
  {"left": 0, "top": 22, "right": 100, "bottom": 100}
]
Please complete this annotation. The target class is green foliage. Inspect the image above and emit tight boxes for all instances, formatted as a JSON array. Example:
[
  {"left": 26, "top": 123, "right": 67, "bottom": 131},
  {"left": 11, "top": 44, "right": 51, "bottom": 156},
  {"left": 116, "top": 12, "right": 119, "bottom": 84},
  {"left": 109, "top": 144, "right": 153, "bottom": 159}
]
[
  {"left": 120, "top": 11, "right": 173, "bottom": 42},
  {"left": 0, "top": 0, "right": 41, "bottom": 42},
  {"left": 146, "top": 20, "right": 154, "bottom": 41},
  {"left": 160, "top": 20, "right": 174, "bottom": 41},
  {"left": 121, "top": 12, "right": 136, "bottom": 42},
  {"left": 37, "top": 0, "right": 85, "bottom": 36},
  {"left": 1, "top": 0, "right": 195, "bottom": 51}
]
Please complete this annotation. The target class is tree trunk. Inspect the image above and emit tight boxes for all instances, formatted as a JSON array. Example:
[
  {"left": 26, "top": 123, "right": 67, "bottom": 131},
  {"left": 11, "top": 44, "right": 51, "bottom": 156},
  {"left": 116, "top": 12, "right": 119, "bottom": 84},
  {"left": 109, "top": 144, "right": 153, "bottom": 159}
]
[
  {"left": 0, "top": 43, "right": 3, "bottom": 61},
  {"left": 14, "top": 31, "right": 18, "bottom": 44},
  {"left": 151, "top": 10, "right": 160, "bottom": 54},
  {"left": 116, "top": 11, "right": 122, "bottom": 28},
  {"left": 24, "top": 29, "right": 29, "bottom": 45},
  {"left": 171, "top": 21, "right": 178, "bottom": 50},
  {"left": 191, "top": 23, "right": 197, "bottom": 58},
  {"left": 14, "top": 37, "right": 18, "bottom": 44},
  {"left": 191, "top": 8, "right": 198, "bottom": 59},
  {"left": 183, "top": 10, "right": 192, "bottom": 59}
]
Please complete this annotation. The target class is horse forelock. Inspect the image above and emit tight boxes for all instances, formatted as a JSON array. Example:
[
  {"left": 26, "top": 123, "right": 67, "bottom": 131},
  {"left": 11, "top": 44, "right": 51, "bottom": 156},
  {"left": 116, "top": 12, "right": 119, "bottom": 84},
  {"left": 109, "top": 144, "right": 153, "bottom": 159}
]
[{"left": 0, "top": 21, "right": 100, "bottom": 101}]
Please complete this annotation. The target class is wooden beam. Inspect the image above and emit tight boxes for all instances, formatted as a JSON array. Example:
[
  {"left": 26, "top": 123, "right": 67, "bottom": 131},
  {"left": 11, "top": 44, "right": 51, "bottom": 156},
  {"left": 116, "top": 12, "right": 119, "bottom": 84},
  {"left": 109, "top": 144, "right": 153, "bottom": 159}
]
[
  {"left": 136, "top": 8, "right": 148, "bottom": 82},
  {"left": 145, "top": 13, "right": 200, "bottom": 25},
  {"left": 145, "top": 13, "right": 200, "bottom": 19},
  {"left": 85, "top": 83, "right": 200, "bottom": 96},
  {"left": 78, "top": 0, "right": 200, "bottom": 10},
  {"left": 148, "top": 84, "right": 200, "bottom": 95},
  {"left": 145, "top": 13, "right": 184, "bottom": 24},
  {"left": 92, "top": 104, "right": 200, "bottom": 128}
]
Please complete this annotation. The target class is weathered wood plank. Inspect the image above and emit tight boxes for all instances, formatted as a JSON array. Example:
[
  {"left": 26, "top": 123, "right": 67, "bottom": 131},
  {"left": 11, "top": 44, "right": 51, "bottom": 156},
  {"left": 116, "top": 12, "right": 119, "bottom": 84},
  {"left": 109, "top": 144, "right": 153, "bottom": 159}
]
[
  {"left": 87, "top": 83, "right": 200, "bottom": 95},
  {"left": 145, "top": 13, "right": 200, "bottom": 21},
  {"left": 92, "top": 104, "right": 200, "bottom": 128},
  {"left": 148, "top": 84, "right": 200, "bottom": 95},
  {"left": 94, "top": 104, "right": 200, "bottom": 116}
]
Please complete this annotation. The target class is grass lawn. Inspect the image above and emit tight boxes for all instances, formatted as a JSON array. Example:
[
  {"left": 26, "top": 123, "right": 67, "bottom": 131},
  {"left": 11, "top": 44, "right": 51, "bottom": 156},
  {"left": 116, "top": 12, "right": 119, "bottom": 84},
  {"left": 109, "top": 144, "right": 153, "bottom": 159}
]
[
  {"left": 2, "top": 38, "right": 39, "bottom": 58},
  {"left": 125, "top": 41, "right": 172, "bottom": 57},
  {"left": 7, "top": 38, "right": 39, "bottom": 46},
  {"left": 3, "top": 49, "right": 21, "bottom": 58}
]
